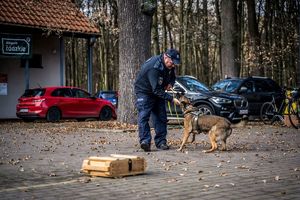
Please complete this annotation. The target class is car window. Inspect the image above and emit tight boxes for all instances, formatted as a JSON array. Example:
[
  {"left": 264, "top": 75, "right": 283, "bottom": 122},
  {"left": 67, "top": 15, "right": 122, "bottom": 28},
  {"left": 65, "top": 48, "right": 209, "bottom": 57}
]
[
  {"left": 73, "top": 89, "right": 90, "bottom": 98},
  {"left": 22, "top": 89, "right": 45, "bottom": 97},
  {"left": 254, "top": 80, "right": 272, "bottom": 92},
  {"left": 225, "top": 81, "right": 237, "bottom": 92},
  {"left": 240, "top": 81, "right": 254, "bottom": 93},
  {"left": 212, "top": 79, "right": 242, "bottom": 92},
  {"left": 101, "top": 92, "right": 116, "bottom": 98},
  {"left": 51, "top": 89, "right": 62, "bottom": 97},
  {"left": 52, "top": 88, "right": 72, "bottom": 97},
  {"left": 212, "top": 81, "right": 229, "bottom": 91},
  {"left": 178, "top": 77, "right": 210, "bottom": 92},
  {"left": 64, "top": 89, "right": 73, "bottom": 97},
  {"left": 265, "top": 79, "right": 282, "bottom": 92}
]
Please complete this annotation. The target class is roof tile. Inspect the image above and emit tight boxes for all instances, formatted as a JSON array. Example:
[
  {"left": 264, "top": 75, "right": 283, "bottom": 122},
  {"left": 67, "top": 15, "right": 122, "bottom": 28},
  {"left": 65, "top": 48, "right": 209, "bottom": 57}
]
[{"left": 0, "top": 0, "right": 99, "bottom": 35}]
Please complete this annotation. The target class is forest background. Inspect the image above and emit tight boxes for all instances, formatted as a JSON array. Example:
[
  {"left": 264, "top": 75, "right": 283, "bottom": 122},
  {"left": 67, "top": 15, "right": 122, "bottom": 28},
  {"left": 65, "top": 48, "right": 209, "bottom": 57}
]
[{"left": 64, "top": 0, "right": 300, "bottom": 124}]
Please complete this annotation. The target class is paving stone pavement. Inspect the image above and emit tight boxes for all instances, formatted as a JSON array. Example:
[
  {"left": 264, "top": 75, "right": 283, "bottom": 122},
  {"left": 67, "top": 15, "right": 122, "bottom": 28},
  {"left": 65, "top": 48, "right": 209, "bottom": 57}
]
[{"left": 0, "top": 121, "right": 299, "bottom": 200}]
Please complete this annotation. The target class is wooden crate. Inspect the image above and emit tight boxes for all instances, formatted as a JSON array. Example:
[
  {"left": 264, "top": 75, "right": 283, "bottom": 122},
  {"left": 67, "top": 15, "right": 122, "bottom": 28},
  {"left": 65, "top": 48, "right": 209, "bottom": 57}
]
[{"left": 81, "top": 154, "right": 146, "bottom": 177}]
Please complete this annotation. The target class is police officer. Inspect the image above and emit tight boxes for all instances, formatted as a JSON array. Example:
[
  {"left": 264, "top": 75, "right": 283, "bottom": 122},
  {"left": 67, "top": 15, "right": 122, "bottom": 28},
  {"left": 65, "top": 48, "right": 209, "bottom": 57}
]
[{"left": 134, "top": 49, "right": 181, "bottom": 152}]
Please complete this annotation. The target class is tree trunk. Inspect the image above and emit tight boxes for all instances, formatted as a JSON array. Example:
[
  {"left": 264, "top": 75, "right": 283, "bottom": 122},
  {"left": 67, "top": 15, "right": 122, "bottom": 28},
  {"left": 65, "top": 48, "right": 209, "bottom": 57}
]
[
  {"left": 297, "top": 3, "right": 300, "bottom": 87},
  {"left": 246, "top": 0, "right": 262, "bottom": 76},
  {"left": 117, "top": 0, "right": 154, "bottom": 124},
  {"left": 71, "top": 38, "right": 77, "bottom": 86},
  {"left": 152, "top": 0, "right": 160, "bottom": 54},
  {"left": 179, "top": 0, "right": 184, "bottom": 75},
  {"left": 221, "top": 0, "right": 239, "bottom": 78},
  {"left": 202, "top": 0, "right": 209, "bottom": 85},
  {"left": 161, "top": 0, "right": 167, "bottom": 51},
  {"left": 215, "top": 0, "right": 222, "bottom": 79}
]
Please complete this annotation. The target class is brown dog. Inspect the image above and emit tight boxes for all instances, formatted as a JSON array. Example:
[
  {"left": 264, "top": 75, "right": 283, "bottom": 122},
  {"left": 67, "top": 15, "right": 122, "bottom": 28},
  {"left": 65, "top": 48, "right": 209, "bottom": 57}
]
[{"left": 178, "top": 95, "right": 246, "bottom": 153}]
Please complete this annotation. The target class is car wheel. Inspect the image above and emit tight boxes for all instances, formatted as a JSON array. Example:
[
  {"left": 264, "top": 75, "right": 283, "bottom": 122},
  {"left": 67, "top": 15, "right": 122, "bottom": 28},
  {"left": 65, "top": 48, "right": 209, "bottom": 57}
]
[
  {"left": 46, "top": 107, "right": 61, "bottom": 122},
  {"left": 196, "top": 104, "right": 214, "bottom": 115},
  {"left": 99, "top": 106, "right": 113, "bottom": 121}
]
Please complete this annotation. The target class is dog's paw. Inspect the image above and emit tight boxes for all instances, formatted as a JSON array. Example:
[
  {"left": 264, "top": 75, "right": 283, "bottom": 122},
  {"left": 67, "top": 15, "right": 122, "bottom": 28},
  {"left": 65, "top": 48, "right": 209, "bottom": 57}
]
[
  {"left": 177, "top": 148, "right": 183, "bottom": 152},
  {"left": 202, "top": 150, "right": 207, "bottom": 153}
]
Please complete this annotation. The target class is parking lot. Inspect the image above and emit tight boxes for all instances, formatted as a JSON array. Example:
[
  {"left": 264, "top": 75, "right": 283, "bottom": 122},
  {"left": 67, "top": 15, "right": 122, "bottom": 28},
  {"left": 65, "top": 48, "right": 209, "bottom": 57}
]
[{"left": 0, "top": 120, "right": 299, "bottom": 199}]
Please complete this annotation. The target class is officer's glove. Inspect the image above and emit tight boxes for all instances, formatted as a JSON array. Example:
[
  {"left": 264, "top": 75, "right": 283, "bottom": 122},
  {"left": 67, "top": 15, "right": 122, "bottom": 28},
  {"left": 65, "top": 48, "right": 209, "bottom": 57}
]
[{"left": 172, "top": 98, "right": 181, "bottom": 106}]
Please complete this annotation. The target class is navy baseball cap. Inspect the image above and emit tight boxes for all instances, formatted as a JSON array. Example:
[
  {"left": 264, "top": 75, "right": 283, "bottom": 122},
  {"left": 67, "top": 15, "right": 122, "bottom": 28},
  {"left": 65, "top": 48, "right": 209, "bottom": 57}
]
[{"left": 166, "top": 49, "right": 180, "bottom": 65}]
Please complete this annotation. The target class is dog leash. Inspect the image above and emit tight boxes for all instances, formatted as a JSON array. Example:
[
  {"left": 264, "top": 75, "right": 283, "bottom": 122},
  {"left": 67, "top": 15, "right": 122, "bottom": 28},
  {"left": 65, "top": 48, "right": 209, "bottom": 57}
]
[
  {"left": 169, "top": 88, "right": 183, "bottom": 127},
  {"left": 167, "top": 101, "right": 173, "bottom": 116}
]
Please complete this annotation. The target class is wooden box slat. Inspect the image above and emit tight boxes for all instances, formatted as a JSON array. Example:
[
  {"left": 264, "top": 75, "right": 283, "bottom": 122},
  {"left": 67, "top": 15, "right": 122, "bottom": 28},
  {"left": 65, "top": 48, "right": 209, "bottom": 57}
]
[{"left": 81, "top": 154, "right": 146, "bottom": 177}]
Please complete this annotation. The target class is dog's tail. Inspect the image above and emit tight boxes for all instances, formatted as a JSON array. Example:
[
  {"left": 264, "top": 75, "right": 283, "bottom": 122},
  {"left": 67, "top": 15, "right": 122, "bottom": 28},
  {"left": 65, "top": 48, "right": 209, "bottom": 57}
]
[{"left": 230, "top": 115, "right": 248, "bottom": 128}]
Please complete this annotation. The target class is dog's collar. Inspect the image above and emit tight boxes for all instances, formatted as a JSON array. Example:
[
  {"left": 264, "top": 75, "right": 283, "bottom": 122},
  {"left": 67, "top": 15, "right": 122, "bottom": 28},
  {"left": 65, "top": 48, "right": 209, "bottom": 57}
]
[{"left": 183, "top": 104, "right": 199, "bottom": 116}]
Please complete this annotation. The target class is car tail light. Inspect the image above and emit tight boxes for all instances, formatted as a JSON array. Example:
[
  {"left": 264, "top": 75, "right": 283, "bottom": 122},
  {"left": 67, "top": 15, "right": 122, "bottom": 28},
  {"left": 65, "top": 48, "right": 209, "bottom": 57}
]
[
  {"left": 32, "top": 99, "right": 45, "bottom": 105},
  {"left": 33, "top": 99, "right": 45, "bottom": 103}
]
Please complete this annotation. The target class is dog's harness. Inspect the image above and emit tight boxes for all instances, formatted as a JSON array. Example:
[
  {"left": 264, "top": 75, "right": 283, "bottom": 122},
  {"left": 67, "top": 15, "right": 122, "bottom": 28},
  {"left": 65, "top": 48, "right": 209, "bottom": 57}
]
[
  {"left": 183, "top": 104, "right": 201, "bottom": 133},
  {"left": 191, "top": 114, "right": 200, "bottom": 132}
]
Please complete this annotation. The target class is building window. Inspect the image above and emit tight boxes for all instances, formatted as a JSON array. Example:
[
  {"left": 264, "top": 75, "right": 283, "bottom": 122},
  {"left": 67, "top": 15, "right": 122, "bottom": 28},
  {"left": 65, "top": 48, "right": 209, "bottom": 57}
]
[{"left": 21, "top": 54, "right": 43, "bottom": 68}]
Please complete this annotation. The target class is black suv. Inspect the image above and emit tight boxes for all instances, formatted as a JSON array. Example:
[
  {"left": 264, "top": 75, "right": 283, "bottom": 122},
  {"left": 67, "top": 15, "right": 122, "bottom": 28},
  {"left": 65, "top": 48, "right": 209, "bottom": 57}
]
[
  {"left": 211, "top": 76, "right": 285, "bottom": 116},
  {"left": 167, "top": 76, "right": 248, "bottom": 122}
]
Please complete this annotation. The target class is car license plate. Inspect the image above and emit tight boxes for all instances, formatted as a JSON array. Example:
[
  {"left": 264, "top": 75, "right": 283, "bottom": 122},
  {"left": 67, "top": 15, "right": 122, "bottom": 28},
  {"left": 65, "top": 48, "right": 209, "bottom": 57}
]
[
  {"left": 239, "top": 109, "right": 248, "bottom": 114},
  {"left": 20, "top": 108, "right": 28, "bottom": 113}
]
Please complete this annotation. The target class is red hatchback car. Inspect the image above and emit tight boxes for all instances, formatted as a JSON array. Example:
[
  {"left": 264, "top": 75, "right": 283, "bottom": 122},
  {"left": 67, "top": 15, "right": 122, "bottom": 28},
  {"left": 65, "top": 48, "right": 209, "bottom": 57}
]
[{"left": 16, "top": 86, "right": 117, "bottom": 122}]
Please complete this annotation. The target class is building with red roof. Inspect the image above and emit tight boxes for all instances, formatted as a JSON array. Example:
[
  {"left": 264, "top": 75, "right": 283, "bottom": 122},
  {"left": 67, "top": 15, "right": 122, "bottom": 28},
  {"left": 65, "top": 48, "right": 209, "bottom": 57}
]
[{"left": 0, "top": 0, "right": 99, "bottom": 119}]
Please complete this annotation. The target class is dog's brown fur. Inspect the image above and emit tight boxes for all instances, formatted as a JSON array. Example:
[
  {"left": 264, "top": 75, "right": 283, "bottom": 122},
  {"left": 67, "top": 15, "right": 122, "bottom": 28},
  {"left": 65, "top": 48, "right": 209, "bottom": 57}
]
[{"left": 178, "top": 95, "right": 246, "bottom": 153}]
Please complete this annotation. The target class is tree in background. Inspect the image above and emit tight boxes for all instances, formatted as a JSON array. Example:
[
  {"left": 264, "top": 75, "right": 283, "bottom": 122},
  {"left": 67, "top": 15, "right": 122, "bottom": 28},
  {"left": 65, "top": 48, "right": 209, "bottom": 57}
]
[
  {"left": 117, "top": 0, "right": 156, "bottom": 124},
  {"left": 65, "top": 0, "right": 299, "bottom": 88},
  {"left": 64, "top": 0, "right": 300, "bottom": 124},
  {"left": 221, "top": 0, "right": 239, "bottom": 78}
]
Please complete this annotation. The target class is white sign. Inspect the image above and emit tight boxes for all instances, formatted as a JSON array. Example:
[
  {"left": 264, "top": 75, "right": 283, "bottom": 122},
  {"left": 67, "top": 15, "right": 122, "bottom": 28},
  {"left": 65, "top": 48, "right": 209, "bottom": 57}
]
[
  {"left": 0, "top": 34, "right": 32, "bottom": 58},
  {"left": 0, "top": 83, "right": 7, "bottom": 95}
]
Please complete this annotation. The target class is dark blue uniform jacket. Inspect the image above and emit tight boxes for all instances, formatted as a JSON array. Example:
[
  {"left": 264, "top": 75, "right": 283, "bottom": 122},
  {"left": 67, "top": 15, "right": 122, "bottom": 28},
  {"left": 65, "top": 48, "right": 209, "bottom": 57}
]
[{"left": 134, "top": 54, "right": 175, "bottom": 102}]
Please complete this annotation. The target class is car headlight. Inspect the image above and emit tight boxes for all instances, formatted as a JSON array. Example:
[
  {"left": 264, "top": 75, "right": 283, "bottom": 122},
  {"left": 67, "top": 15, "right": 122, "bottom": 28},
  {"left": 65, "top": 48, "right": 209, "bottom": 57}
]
[{"left": 210, "top": 97, "right": 232, "bottom": 104}]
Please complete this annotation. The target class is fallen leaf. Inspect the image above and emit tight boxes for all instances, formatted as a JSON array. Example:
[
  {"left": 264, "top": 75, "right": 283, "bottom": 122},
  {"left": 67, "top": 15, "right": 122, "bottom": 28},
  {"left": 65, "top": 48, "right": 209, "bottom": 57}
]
[
  {"left": 220, "top": 172, "right": 228, "bottom": 177},
  {"left": 49, "top": 173, "right": 56, "bottom": 177},
  {"left": 167, "top": 178, "right": 177, "bottom": 183}
]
